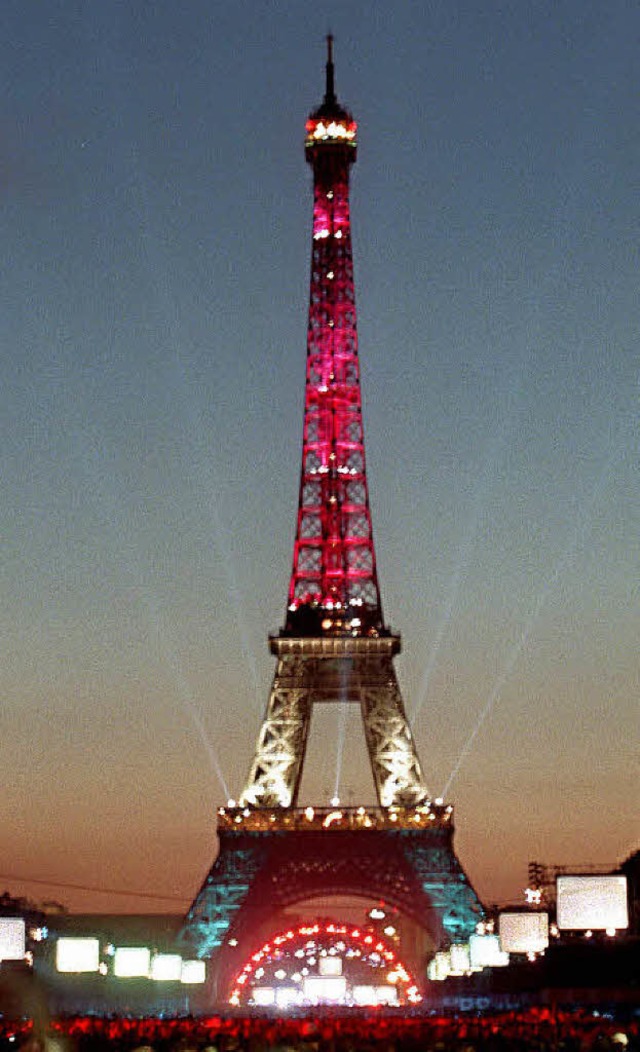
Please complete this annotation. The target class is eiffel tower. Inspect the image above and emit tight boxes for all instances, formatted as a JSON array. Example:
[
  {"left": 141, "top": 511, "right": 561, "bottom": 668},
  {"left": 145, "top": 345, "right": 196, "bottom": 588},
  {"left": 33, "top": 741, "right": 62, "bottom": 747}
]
[{"left": 181, "top": 38, "right": 483, "bottom": 1001}]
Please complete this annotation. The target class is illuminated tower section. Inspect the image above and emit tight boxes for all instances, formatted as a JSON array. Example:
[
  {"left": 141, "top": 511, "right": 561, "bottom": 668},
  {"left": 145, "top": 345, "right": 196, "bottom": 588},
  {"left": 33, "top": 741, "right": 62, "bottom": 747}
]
[
  {"left": 238, "top": 39, "right": 429, "bottom": 810},
  {"left": 288, "top": 38, "right": 382, "bottom": 631},
  {"left": 182, "top": 42, "right": 483, "bottom": 986}
]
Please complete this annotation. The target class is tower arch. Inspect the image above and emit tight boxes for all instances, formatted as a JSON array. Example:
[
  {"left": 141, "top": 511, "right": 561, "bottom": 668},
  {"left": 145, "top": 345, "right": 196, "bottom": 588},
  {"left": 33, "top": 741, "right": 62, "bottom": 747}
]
[{"left": 227, "top": 920, "right": 422, "bottom": 1007}]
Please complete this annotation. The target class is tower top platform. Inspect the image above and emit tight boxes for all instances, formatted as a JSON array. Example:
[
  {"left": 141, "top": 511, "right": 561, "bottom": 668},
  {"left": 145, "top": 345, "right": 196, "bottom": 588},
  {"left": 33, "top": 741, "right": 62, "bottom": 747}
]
[{"left": 305, "top": 35, "right": 357, "bottom": 156}]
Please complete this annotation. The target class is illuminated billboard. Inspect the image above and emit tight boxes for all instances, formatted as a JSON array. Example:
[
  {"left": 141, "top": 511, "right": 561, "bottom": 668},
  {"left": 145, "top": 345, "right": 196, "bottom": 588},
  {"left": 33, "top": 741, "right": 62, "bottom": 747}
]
[
  {"left": 150, "top": 953, "right": 182, "bottom": 981},
  {"left": 113, "top": 946, "right": 151, "bottom": 978},
  {"left": 56, "top": 937, "right": 100, "bottom": 973},
  {"left": 0, "top": 918, "right": 26, "bottom": 962},
  {"left": 374, "top": 984, "right": 398, "bottom": 1004},
  {"left": 302, "top": 974, "right": 346, "bottom": 1002},
  {"left": 430, "top": 951, "right": 451, "bottom": 980},
  {"left": 499, "top": 911, "right": 549, "bottom": 954},
  {"left": 252, "top": 986, "right": 275, "bottom": 1006},
  {"left": 275, "top": 986, "right": 299, "bottom": 1008},
  {"left": 181, "top": 959, "right": 206, "bottom": 984},
  {"left": 353, "top": 984, "right": 398, "bottom": 1005},
  {"left": 556, "top": 875, "right": 629, "bottom": 931},
  {"left": 449, "top": 942, "right": 471, "bottom": 975},
  {"left": 469, "top": 933, "right": 510, "bottom": 969}
]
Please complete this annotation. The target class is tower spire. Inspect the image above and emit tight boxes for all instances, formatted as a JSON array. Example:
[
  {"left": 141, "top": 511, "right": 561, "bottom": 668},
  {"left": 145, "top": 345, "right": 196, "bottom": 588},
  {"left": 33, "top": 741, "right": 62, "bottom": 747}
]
[{"left": 325, "top": 33, "right": 336, "bottom": 105}]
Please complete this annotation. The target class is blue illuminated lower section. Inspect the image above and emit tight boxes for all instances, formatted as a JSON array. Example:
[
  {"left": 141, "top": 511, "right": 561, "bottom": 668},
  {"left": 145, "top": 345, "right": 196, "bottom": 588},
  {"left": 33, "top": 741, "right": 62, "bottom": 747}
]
[
  {"left": 181, "top": 842, "right": 268, "bottom": 958},
  {"left": 181, "top": 824, "right": 483, "bottom": 968},
  {"left": 402, "top": 832, "right": 483, "bottom": 942}
]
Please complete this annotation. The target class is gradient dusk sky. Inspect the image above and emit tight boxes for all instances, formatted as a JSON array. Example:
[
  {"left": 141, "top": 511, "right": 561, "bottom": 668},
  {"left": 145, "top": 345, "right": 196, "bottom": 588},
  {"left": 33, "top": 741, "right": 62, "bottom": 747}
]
[{"left": 2, "top": 1, "right": 638, "bottom": 915}]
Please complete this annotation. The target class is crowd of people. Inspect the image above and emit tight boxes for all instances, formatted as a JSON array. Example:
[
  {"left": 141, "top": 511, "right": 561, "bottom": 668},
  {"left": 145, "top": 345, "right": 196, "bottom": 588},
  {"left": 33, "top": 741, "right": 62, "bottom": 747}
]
[{"left": 0, "top": 1009, "right": 637, "bottom": 1052}]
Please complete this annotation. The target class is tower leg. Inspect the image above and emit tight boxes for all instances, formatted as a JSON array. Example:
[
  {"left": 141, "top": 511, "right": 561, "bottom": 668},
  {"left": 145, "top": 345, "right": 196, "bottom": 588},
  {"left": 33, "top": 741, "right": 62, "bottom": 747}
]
[
  {"left": 239, "top": 656, "right": 312, "bottom": 808},
  {"left": 181, "top": 835, "right": 268, "bottom": 964},
  {"left": 358, "top": 654, "right": 429, "bottom": 807}
]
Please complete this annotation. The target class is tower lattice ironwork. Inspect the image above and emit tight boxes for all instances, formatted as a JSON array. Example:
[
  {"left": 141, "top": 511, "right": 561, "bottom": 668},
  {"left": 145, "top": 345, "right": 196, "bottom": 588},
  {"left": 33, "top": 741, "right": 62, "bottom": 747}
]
[
  {"left": 238, "top": 37, "right": 427, "bottom": 813},
  {"left": 182, "top": 39, "right": 482, "bottom": 1001}
]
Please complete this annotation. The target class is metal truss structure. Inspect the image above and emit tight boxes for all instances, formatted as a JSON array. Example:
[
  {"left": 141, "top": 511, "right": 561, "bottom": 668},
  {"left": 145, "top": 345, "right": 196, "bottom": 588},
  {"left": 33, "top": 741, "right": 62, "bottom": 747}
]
[
  {"left": 182, "top": 808, "right": 482, "bottom": 999},
  {"left": 288, "top": 36, "right": 378, "bottom": 623},
  {"left": 239, "top": 38, "right": 429, "bottom": 812},
  {"left": 182, "top": 40, "right": 483, "bottom": 998},
  {"left": 239, "top": 635, "right": 428, "bottom": 809}
]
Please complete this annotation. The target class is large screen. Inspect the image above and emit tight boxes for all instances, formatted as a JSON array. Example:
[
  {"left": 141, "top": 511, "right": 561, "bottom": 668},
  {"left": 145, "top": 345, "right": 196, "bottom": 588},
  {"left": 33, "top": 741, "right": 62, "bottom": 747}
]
[
  {"left": 302, "top": 975, "right": 346, "bottom": 1003},
  {"left": 0, "top": 918, "right": 26, "bottom": 961},
  {"left": 499, "top": 912, "right": 549, "bottom": 954},
  {"left": 449, "top": 942, "right": 471, "bottom": 975},
  {"left": 352, "top": 984, "right": 398, "bottom": 1005},
  {"left": 113, "top": 946, "right": 151, "bottom": 978},
  {"left": 252, "top": 986, "right": 275, "bottom": 1006},
  {"left": 469, "top": 933, "right": 510, "bottom": 969},
  {"left": 556, "top": 875, "right": 629, "bottom": 930},
  {"left": 150, "top": 953, "right": 182, "bottom": 981},
  {"left": 430, "top": 951, "right": 451, "bottom": 980},
  {"left": 275, "top": 986, "right": 299, "bottom": 1008},
  {"left": 56, "top": 937, "right": 100, "bottom": 973},
  {"left": 181, "top": 959, "right": 206, "bottom": 984},
  {"left": 374, "top": 985, "right": 398, "bottom": 1004}
]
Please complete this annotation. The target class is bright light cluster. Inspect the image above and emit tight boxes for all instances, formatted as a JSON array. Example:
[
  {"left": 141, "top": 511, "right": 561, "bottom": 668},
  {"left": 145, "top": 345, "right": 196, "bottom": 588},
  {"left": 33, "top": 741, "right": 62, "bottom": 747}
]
[
  {"left": 113, "top": 947, "right": 151, "bottom": 978},
  {"left": 427, "top": 935, "right": 510, "bottom": 982},
  {"left": 55, "top": 937, "right": 205, "bottom": 983},
  {"left": 217, "top": 802, "right": 452, "bottom": 832},
  {"left": 229, "top": 921, "right": 421, "bottom": 1008},
  {"left": 306, "top": 119, "right": 357, "bottom": 145},
  {"left": 56, "top": 938, "right": 100, "bottom": 974}
]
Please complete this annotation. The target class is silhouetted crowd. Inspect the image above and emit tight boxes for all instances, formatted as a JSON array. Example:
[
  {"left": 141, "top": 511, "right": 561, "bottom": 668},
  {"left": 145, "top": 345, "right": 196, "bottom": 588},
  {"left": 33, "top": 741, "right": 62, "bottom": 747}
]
[{"left": 1, "top": 1009, "right": 638, "bottom": 1052}]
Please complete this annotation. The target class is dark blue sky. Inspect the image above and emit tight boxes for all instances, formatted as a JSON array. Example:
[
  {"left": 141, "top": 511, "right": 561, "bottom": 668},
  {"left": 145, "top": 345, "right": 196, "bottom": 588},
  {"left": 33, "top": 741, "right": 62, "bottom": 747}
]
[{"left": 1, "top": 1, "right": 637, "bottom": 911}]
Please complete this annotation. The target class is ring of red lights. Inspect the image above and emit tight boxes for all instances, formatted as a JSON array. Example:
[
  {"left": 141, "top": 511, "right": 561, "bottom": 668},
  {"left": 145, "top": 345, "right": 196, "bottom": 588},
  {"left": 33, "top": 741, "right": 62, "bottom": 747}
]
[{"left": 229, "top": 921, "right": 422, "bottom": 1006}]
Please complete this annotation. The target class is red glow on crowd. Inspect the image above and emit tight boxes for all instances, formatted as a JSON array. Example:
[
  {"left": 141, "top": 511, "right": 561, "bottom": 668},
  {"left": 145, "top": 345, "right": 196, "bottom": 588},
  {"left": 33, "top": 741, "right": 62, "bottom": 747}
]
[{"left": 3, "top": 1008, "right": 638, "bottom": 1052}]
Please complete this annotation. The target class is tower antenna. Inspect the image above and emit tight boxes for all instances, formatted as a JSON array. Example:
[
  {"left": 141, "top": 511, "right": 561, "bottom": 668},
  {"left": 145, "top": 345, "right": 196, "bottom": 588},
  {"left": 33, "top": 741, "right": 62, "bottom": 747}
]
[{"left": 325, "top": 33, "right": 336, "bottom": 104}]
